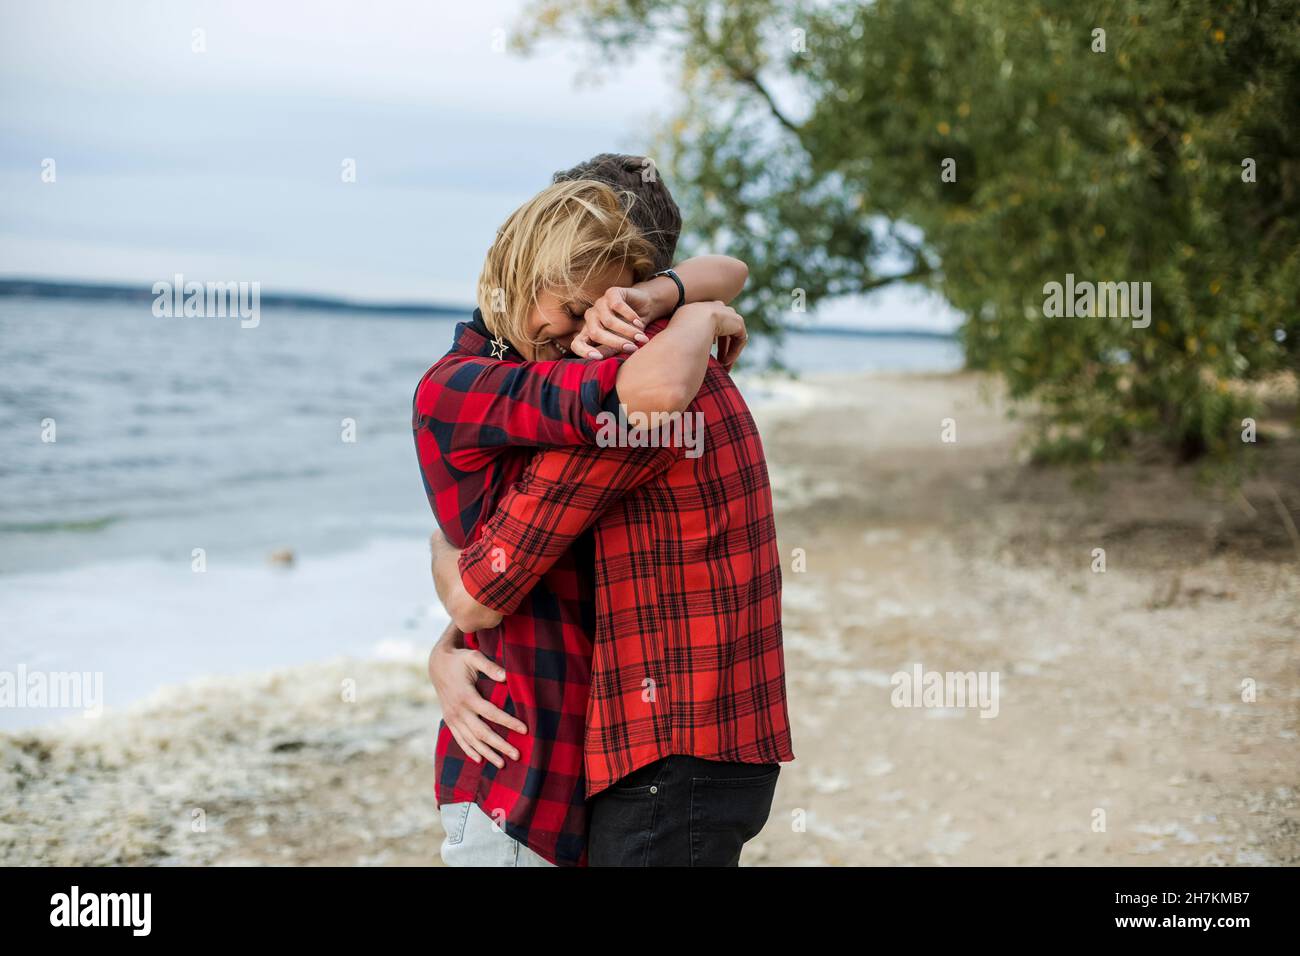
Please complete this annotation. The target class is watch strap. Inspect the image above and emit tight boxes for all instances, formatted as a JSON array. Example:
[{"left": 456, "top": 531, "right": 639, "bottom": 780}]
[{"left": 650, "top": 268, "right": 686, "bottom": 313}]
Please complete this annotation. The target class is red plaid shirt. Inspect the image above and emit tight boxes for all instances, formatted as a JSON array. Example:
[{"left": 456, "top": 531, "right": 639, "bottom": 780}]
[
  {"left": 459, "top": 320, "right": 795, "bottom": 796},
  {"left": 412, "top": 313, "right": 626, "bottom": 867}
]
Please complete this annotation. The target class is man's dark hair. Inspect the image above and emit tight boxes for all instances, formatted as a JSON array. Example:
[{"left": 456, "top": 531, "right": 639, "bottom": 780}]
[{"left": 553, "top": 153, "right": 681, "bottom": 273}]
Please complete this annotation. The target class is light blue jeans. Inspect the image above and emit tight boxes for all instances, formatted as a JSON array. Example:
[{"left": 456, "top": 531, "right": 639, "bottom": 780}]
[{"left": 439, "top": 802, "right": 554, "bottom": 867}]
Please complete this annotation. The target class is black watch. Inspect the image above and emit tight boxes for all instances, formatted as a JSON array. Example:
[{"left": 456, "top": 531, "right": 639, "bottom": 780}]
[{"left": 650, "top": 268, "right": 686, "bottom": 313}]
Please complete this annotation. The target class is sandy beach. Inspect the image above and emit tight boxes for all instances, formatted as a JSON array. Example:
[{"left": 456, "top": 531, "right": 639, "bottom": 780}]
[{"left": 3, "top": 370, "right": 1297, "bottom": 866}]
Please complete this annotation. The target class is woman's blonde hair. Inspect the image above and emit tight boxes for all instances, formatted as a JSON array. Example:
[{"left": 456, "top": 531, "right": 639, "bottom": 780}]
[{"left": 476, "top": 179, "right": 656, "bottom": 351}]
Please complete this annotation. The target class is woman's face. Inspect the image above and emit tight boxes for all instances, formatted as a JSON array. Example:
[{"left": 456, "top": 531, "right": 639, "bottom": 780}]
[{"left": 520, "top": 261, "right": 633, "bottom": 361}]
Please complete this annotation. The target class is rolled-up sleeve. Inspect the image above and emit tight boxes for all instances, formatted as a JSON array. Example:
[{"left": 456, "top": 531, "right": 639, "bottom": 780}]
[{"left": 441, "top": 354, "right": 623, "bottom": 451}]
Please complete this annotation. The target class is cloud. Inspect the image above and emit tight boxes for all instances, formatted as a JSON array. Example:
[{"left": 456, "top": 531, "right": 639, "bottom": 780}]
[{"left": 0, "top": 0, "right": 676, "bottom": 298}]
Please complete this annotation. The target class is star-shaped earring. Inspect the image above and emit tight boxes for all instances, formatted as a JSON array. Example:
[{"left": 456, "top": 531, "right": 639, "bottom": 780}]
[{"left": 489, "top": 335, "right": 509, "bottom": 360}]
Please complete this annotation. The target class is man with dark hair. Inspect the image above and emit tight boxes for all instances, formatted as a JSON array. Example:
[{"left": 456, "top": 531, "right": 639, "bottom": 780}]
[{"left": 553, "top": 153, "right": 682, "bottom": 273}]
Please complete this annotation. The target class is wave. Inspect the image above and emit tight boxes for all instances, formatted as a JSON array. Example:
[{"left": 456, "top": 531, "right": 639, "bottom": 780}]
[{"left": 0, "top": 514, "right": 123, "bottom": 534}]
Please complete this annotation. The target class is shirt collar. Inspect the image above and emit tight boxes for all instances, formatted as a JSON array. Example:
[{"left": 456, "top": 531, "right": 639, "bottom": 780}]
[{"left": 454, "top": 308, "right": 517, "bottom": 361}]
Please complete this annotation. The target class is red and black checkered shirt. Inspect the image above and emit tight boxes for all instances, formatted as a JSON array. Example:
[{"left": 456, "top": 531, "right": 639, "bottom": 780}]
[
  {"left": 459, "top": 319, "right": 795, "bottom": 797},
  {"left": 412, "top": 312, "right": 625, "bottom": 867}
]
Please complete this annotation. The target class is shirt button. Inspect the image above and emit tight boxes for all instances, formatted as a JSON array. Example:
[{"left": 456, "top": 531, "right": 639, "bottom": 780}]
[{"left": 649, "top": 786, "right": 658, "bottom": 794}]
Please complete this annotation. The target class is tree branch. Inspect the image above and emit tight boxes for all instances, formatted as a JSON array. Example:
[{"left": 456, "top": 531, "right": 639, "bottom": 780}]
[
  {"left": 860, "top": 264, "right": 932, "bottom": 292},
  {"left": 733, "top": 70, "right": 800, "bottom": 136}
]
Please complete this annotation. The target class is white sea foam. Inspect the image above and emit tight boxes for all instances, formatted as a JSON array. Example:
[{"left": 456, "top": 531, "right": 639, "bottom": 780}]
[{"left": 0, "top": 536, "right": 447, "bottom": 731}]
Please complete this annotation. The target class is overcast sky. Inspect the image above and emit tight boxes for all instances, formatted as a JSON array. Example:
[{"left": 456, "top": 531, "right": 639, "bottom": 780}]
[{"left": 0, "top": 0, "right": 959, "bottom": 330}]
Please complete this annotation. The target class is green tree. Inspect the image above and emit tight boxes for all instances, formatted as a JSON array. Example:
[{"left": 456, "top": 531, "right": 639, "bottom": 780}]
[{"left": 518, "top": 0, "right": 1299, "bottom": 461}]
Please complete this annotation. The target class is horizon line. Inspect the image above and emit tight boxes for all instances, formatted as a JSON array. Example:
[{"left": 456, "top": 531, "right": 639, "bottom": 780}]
[{"left": 0, "top": 276, "right": 959, "bottom": 339}]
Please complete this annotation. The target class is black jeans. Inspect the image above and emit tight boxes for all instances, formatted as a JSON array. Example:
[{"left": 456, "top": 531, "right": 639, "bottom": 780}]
[{"left": 588, "top": 755, "right": 780, "bottom": 867}]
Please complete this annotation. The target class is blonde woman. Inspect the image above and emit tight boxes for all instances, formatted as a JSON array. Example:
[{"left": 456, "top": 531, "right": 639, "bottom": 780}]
[{"left": 413, "top": 169, "right": 747, "bottom": 866}]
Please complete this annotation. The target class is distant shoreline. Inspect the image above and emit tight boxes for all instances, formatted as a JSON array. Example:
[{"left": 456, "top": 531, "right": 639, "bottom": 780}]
[
  {"left": 0, "top": 276, "right": 468, "bottom": 319},
  {"left": 0, "top": 276, "right": 957, "bottom": 338}
]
